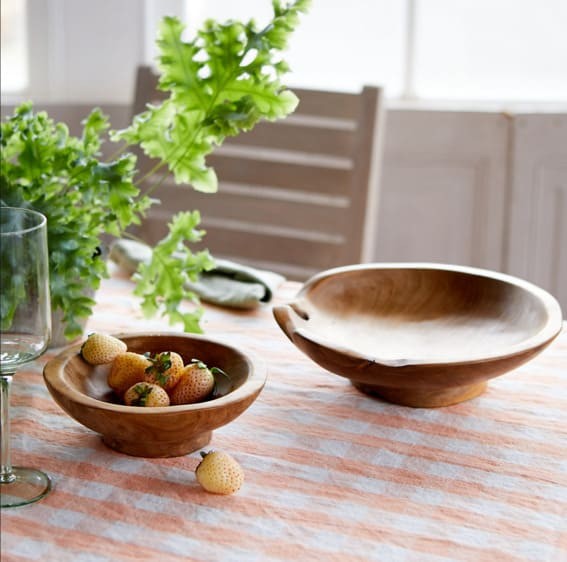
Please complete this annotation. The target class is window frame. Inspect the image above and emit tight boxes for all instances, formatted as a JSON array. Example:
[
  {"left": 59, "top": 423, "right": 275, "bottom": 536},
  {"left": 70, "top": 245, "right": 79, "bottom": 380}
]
[{"left": 2, "top": 0, "right": 566, "bottom": 112}]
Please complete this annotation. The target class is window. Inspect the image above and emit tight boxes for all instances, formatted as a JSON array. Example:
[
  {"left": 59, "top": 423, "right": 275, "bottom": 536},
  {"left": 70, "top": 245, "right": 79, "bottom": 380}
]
[
  {"left": 185, "top": 0, "right": 567, "bottom": 103},
  {"left": 1, "top": 0, "right": 566, "bottom": 105},
  {"left": 412, "top": 0, "right": 567, "bottom": 102},
  {"left": 1, "top": 0, "right": 28, "bottom": 93},
  {"left": 183, "top": 0, "right": 409, "bottom": 96}
]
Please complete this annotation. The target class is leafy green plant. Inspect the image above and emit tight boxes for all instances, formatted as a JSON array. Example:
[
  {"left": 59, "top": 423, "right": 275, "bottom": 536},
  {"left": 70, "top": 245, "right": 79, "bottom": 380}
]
[
  {"left": 0, "top": 107, "right": 152, "bottom": 337},
  {"left": 0, "top": 0, "right": 310, "bottom": 339}
]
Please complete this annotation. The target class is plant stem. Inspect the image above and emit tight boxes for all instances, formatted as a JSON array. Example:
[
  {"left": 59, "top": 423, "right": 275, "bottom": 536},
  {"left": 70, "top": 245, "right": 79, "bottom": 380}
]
[
  {"left": 0, "top": 374, "right": 16, "bottom": 484},
  {"left": 140, "top": 168, "right": 170, "bottom": 198},
  {"left": 135, "top": 158, "right": 168, "bottom": 189},
  {"left": 104, "top": 141, "right": 130, "bottom": 163}
]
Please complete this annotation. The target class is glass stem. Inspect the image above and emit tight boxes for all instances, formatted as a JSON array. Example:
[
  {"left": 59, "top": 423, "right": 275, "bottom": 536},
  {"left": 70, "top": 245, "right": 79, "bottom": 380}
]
[{"left": 0, "top": 374, "right": 16, "bottom": 484}]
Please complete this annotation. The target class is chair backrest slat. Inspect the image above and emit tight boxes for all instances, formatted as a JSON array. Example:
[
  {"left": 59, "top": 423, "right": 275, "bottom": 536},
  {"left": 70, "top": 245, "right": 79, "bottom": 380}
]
[{"left": 132, "top": 66, "right": 385, "bottom": 280}]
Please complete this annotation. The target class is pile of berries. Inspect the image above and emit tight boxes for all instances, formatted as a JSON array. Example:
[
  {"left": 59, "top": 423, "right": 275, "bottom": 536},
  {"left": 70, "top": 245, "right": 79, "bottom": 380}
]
[
  {"left": 80, "top": 333, "right": 244, "bottom": 494},
  {"left": 80, "top": 333, "right": 227, "bottom": 407}
]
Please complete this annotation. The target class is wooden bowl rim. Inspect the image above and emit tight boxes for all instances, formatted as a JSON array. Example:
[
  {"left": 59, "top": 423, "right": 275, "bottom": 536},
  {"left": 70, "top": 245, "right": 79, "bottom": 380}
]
[
  {"left": 43, "top": 331, "right": 267, "bottom": 414},
  {"left": 282, "top": 262, "right": 563, "bottom": 367}
]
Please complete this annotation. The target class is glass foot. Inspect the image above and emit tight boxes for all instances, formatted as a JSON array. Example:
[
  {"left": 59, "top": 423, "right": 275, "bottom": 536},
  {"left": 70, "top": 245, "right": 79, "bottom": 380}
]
[{"left": 0, "top": 467, "right": 52, "bottom": 508}]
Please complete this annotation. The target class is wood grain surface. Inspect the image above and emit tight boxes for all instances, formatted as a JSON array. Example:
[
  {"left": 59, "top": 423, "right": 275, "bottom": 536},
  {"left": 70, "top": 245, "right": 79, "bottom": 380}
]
[
  {"left": 43, "top": 333, "right": 266, "bottom": 457},
  {"left": 274, "top": 263, "right": 563, "bottom": 407}
]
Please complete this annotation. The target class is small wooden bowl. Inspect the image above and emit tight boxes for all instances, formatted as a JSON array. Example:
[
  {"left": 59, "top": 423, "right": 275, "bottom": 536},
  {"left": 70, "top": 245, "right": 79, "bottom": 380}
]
[
  {"left": 273, "top": 263, "right": 563, "bottom": 408},
  {"left": 43, "top": 333, "right": 266, "bottom": 457}
]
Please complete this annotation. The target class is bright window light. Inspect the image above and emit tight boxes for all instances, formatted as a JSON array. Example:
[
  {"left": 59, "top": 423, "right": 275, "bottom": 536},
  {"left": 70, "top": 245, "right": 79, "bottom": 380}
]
[
  {"left": 1, "top": 0, "right": 28, "bottom": 93},
  {"left": 413, "top": 0, "right": 567, "bottom": 102},
  {"left": 187, "top": 0, "right": 567, "bottom": 102},
  {"left": 183, "top": 0, "right": 407, "bottom": 96}
]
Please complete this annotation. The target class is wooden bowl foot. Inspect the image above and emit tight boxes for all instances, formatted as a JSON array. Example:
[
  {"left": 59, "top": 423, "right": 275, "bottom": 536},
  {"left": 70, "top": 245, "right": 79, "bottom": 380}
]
[
  {"left": 102, "top": 431, "right": 213, "bottom": 458},
  {"left": 351, "top": 381, "right": 488, "bottom": 408}
]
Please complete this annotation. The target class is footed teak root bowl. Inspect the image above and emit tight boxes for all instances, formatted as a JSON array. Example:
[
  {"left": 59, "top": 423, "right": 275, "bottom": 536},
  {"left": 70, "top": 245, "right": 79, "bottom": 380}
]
[
  {"left": 273, "top": 263, "right": 562, "bottom": 408},
  {"left": 43, "top": 332, "right": 266, "bottom": 457}
]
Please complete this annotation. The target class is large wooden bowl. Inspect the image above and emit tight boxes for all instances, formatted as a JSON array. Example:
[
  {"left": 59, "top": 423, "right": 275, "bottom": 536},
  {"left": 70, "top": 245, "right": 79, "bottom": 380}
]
[
  {"left": 43, "top": 333, "right": 266, "bottom": 457},
  {"left": 273, "top": 263, "right": 562, "bottom": 407}
]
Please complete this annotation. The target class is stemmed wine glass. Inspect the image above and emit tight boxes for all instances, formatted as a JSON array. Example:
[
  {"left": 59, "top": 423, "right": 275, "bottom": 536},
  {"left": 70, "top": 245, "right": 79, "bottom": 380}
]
[{"left": 1, "top": 207, "right": 52, "bottom": 508}]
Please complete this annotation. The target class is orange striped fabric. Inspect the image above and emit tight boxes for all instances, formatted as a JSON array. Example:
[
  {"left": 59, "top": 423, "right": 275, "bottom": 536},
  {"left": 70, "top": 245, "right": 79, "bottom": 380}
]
[{"left": 1, "top": 272, "right": 566, "bottom": 562}]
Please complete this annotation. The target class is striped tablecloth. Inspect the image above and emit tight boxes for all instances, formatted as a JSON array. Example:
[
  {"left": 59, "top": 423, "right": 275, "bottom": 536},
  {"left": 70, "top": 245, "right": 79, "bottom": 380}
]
[{"left": 2, "top": 272, "right": 566, "bottom": 562}]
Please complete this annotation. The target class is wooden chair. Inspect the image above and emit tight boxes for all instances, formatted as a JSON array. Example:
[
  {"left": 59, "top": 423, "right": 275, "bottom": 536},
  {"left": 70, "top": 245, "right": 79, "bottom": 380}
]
[{"left": 132, "top": 66, "right": 386, "bottom": 280}]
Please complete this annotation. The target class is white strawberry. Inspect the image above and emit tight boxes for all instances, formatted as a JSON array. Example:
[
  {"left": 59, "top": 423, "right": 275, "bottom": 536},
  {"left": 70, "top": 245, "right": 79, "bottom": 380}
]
[
  {"left": 123, "top": 382, "right": 170, "bottom": 407},
  {"left": 195, "top": 450, "right": 244, "bottom": 495},
  {"left": 170, "top": 360, "right": 215, "bottom": 405},
  {"left": 81, "top": 333, "right": 127, "bottom": 365}
]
